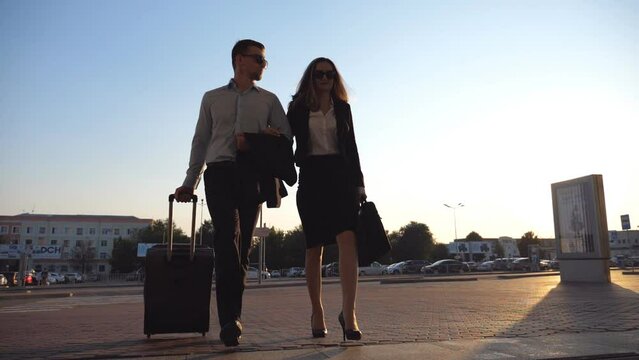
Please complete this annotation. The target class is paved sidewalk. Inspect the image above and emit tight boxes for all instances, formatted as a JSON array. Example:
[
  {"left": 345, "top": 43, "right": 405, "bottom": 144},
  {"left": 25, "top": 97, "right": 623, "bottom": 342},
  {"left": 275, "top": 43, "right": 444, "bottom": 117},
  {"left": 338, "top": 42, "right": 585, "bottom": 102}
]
[{"left": 1, "top": 271, "right": 638, "bottom": 359}]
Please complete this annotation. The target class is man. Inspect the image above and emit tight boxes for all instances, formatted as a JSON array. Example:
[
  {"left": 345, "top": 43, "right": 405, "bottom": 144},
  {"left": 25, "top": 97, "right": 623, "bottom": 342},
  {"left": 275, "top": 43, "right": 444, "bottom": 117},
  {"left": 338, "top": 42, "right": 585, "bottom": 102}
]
[{"left": 174, "top": 39, "right": 291, "bottom": 346}]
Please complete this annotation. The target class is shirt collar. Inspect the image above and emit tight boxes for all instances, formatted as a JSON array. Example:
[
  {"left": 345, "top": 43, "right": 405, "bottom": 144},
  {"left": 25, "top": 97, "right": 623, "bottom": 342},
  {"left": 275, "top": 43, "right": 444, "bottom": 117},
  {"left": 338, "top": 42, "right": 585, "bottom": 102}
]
[{"left": 227, "top": 79, "right": 261, "bottom": 92}]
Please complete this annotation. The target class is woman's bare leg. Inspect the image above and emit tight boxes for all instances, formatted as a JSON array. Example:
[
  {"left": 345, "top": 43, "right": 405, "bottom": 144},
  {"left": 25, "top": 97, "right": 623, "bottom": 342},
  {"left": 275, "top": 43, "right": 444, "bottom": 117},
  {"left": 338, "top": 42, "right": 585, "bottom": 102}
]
[
  {"left": 305, "top": 246, "right": 326, "bottom": 330},
  {"left": 336, "top": 230, "right": 359, "bottom": 331}
]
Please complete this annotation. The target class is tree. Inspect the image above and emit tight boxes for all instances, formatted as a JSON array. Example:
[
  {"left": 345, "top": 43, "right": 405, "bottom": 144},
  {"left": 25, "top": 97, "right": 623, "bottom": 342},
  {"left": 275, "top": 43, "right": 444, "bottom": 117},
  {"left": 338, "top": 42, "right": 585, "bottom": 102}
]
[
  {"left": 466, "top": 231, "right": 483, "bottom": 242},
  {"left": 385, "top": 230, "right": 401, "bottom": 263},
  {"left": 494, "top": 240, "right": 505, "bottom": 259},
  {"left": 249, "top": 226, "right": 308, "bottom": 269},
  {"left": 133, "top": 219, "right": 188, "bottom": 244},
  {"left": 373, "top": 230, "right": 394, "bottom": 264},
  {"left": 109, "top": 237, "right": 139, "bottom": 273},
  {"left": 249, "top": 227, "right": 284, "bottom": 269},
  {"left": 280, "top": 226, "right": 308, "bottom": 268},
  {"left": 70, "top": 240, "right": 96, "bottom": 274},
  {"left": 518, "top": 231, "right": 540, "bottom": 257},
  {"left": 430, "top": 243, "right": 450, "bottom": 261},
  {"left": 195, "top": 219, "right": 214, "bottom": 247},
  {"left": 391, "top": 222, "right": 434, "bottom": 261}
]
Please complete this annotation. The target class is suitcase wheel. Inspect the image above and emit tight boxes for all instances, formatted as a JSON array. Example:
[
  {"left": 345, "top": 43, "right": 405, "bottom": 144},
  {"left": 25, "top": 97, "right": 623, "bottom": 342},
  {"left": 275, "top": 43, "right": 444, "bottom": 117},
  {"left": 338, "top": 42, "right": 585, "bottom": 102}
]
[
  {"left": 146, "top": 334, "right": 151, "bottom": 339},
  {"left": 202, "top": 332, "right": 206, "bottom": 337}
]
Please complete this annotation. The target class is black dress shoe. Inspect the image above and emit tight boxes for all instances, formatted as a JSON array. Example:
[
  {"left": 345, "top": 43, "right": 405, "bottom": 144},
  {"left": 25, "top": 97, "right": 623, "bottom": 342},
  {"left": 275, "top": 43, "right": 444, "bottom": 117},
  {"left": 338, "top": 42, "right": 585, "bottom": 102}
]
[{"left": 219, "top": 320, "right": 242, "bottom": 347}]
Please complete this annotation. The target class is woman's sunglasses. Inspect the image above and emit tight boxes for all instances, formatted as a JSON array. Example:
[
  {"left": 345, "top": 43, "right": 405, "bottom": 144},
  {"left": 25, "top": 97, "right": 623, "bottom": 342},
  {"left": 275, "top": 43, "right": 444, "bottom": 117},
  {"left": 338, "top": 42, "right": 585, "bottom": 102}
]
[{"left": 313, "top": 70, "right": 336, "bottom": 80}]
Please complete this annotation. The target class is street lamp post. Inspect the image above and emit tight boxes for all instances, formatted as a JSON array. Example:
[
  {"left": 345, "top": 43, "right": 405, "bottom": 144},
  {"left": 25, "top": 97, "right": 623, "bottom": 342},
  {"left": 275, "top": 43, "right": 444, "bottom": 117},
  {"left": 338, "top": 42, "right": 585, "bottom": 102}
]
[
  {"left": 199, "top": 199, "right": 205, "bottom": 245},
  {"left": 444, "top": 203, "right": 464, "bottom": 240}
]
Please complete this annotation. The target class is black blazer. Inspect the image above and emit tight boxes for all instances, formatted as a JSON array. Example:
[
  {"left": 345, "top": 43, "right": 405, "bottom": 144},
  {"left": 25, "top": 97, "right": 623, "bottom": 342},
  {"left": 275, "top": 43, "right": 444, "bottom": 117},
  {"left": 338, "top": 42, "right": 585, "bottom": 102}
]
[
  {"left": 243, "top": 133, "right": 297, "bottom": 208},
  {"left": 287, "top": 99, "right": 364, "bottom": 188}
]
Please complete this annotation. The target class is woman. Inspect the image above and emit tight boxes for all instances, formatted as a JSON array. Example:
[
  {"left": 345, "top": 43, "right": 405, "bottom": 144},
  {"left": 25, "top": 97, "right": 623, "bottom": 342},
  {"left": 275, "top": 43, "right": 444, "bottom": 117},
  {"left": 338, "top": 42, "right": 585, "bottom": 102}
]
[{"left": 287, "top": 57, "right": 366, "bottom": 341}]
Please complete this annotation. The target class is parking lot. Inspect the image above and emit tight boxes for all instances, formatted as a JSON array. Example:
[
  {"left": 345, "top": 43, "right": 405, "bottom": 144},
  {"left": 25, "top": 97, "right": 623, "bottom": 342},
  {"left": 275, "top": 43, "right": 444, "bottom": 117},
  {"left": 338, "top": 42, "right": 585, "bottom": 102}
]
[{"left": 1, "top": 270, "right": 638, "bottom": 359}]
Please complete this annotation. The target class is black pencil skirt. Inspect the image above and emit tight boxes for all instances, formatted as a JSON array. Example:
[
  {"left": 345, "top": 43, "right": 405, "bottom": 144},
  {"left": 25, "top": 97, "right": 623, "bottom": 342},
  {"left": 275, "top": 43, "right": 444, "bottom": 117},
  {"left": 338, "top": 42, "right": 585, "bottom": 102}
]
[{"left": 297, "top": 155, "right": 358, "bottom": 249}]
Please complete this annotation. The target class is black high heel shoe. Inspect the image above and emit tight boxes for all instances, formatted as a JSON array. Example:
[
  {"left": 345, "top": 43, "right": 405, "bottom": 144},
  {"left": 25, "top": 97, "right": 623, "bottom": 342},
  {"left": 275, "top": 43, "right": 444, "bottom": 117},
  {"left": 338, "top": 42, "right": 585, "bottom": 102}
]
[
  {"left": 338, "top": 311, "right": 362, "bottom": 341},
  {"left": 311, "top": 315, "right": 327, "bottom": 338}
]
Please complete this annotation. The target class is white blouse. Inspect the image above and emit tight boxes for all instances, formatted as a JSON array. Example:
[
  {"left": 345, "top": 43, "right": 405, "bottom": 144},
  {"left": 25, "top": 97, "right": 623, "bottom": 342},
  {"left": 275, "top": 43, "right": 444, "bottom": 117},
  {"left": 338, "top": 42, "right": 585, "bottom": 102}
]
[{"left": 308, "top": 106, "right": 340, "bottom": 155}]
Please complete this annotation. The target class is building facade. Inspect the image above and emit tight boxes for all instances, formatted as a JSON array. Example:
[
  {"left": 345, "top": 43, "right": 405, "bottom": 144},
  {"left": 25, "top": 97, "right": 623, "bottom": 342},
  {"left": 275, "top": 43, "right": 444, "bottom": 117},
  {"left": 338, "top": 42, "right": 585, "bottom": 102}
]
[
  {"left": 447, "top": 236, "right": 558, "bottom": 262},
  {"left": 609, "top": 230, "right": 639, "bottom": 258},
  {"left": 447, "top": 237, "right": 522, "bottom": 262},
  {"left": 445, "top": 230, "right": 639, "bottom": 262},
  {"left": 0, "top": 213, "right": 152, "bottom": 274}
]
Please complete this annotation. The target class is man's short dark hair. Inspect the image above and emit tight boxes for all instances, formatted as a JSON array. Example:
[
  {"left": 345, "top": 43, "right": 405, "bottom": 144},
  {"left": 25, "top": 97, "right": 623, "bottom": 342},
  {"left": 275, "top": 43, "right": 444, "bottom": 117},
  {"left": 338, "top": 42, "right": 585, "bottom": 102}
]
[{"left": 232, "top": 39, "right": 265, "bottom": 70}]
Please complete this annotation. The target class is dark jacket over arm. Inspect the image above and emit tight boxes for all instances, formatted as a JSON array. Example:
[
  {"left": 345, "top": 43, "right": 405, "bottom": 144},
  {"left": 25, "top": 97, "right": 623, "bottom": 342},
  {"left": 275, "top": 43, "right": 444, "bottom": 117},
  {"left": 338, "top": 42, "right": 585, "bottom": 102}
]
[
  {"left": 287, "top": 99, "right": 364, "bottom": 188},
  {"left": 243, "top": 133, "right": 297, "bottom": 208}
]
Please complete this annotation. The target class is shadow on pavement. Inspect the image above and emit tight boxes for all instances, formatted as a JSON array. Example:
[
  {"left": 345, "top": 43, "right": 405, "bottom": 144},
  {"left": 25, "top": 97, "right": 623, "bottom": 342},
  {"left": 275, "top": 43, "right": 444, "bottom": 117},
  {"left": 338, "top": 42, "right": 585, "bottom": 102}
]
[
  {"left": 497, "top": 281, "right": 639, "bottom": 338},
  {"left": 466, "top": 280, "right": 639, "bottom": 359}
]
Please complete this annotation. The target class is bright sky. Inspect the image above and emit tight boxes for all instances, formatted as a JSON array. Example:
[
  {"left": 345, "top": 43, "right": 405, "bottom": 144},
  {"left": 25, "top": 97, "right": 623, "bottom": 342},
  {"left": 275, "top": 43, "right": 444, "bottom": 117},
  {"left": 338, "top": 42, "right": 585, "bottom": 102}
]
[{"left": 1, "top": 1, "right": 638, "bottom": 244}]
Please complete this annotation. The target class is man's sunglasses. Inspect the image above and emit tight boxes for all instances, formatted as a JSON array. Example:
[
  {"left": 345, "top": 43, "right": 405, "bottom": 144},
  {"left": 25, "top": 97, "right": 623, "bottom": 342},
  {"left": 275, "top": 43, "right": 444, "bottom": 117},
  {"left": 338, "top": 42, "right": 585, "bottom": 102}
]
[
  {"left": 241, "top": 53, "right": 268, "bottom": 66},
  {"left": 313, "top": 70, "right": 336, "bottom": 80}
]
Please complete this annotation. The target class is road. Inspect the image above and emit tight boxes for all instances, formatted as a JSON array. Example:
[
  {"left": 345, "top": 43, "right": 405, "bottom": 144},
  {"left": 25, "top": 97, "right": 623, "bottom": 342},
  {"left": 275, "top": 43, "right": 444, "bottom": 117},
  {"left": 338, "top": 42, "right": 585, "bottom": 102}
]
[{"left": 1, "top": 271, "right": 638, "bottom": 359}]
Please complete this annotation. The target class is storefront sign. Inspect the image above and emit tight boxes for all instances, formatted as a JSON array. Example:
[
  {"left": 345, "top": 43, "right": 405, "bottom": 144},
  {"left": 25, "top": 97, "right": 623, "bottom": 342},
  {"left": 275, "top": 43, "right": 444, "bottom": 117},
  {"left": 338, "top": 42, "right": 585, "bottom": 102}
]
[{"left": 32, "top": 245, "right": 63, "bottom": 259}]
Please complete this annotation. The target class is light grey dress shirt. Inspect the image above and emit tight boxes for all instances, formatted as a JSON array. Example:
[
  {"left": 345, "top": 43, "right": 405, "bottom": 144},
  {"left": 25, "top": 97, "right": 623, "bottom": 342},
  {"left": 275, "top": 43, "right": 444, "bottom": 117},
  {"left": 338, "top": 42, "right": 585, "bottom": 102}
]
[{"left": 182, "top": 79, "right": 292, "bottom": 189}]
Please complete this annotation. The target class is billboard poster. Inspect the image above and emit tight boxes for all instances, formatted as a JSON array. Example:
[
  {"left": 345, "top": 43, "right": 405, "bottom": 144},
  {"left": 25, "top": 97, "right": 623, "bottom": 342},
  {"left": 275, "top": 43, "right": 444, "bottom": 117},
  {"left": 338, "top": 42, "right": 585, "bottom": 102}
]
[
  {"left": 0, "top": 244, "right": 23, "bottom": 259},
  {"left": 621, "top": 215, "right": 631, "bottom": 230},
  {"left": 555, "top": 182, "right": 595, "bottom": 254},
  {"left": 447, "top": 241, "right": 493, "bottom": 255}
]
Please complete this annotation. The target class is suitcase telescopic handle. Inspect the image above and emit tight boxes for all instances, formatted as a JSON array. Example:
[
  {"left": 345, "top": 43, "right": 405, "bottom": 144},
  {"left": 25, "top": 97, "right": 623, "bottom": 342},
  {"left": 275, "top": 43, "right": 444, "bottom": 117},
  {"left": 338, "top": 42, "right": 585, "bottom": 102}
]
[{"left": 167, "top": 194, "right": 198, "bottom": 262}]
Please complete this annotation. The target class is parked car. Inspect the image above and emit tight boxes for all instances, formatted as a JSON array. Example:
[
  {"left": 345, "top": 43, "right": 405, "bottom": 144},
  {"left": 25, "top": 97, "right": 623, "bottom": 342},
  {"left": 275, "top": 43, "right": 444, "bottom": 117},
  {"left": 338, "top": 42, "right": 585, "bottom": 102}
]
[
  {"left": 539, "top": 259, "right": 551, "bottom": 270},
  {"left": 358, "top": 261, "right": 387, "bottom": 276},
  {"left": 477, "top": 261, "right": 494, "bottom": 271},
  {"left": 85, "top": 273, "right": 100, "bottom": 282},
  {"left": 511, "top": 257, "right": 531, "bottom": 271},
  {"left": 0, "top": 274, "right": 7, "bottom": 286},
  {"left": 463, "top": 261, "right": 478, "bottom": 271},
  {"left": 491, "top": 258, "right": 508, "bottom": 271},
  {"left": 394, "top": 260, "right": 431, "bottom": 275},
  {"left": 493, "top": 258, "right": 517, "bottom": 271},
  {"left": 23, "top": 272, "right": 37, "bottom": 286},
  {"left": 126, "top": 268, "right": 145, "bottom": 281},
  {"left": 49, "top": 272, "right": 66, "bottom": 284},
  {"left": 382, "top": 261, "right": 403, "bottom": 275},
  {"left": 616, "top": 256, "right": 639, "bottom": 267},
  {"left": 549, "top": 259, "right": 560, "bottom": 269},
  {"left": 421, "top": 259, "right": 467, "bottom": 274},
  {"left": 247, "top": 267, "right": 270, "bottom": 279},
  {"left": 288, "top": 267, "right": 305, "bottom": 277},
  {"left": 35, "top": 271, "right": 61, "bottom": 284},
  {"left": 324, "top": 262, "right": 339, "bottom": 277},
  {"left": 1, "top": 272, "right": 19, "bottom": 286},
  {"left": 270, "top": 270, "right": 281, "bottom": 278},
  {"left": 64, "top": 273, "right": 83, "bottom": 283}
]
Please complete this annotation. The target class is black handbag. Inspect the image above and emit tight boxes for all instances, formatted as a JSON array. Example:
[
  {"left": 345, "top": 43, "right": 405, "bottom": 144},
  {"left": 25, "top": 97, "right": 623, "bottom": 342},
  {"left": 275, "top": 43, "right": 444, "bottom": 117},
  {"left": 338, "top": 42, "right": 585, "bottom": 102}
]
[{"left": 356, "top": 200, "right": 391, "bottom": 266}]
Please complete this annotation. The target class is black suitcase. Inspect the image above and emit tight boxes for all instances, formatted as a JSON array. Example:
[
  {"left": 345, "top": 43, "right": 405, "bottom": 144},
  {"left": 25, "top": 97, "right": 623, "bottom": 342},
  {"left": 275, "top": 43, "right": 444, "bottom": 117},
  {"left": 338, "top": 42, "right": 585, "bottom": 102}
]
[{"left": 144, "top": 194, "right": 214, "bottom": 338}]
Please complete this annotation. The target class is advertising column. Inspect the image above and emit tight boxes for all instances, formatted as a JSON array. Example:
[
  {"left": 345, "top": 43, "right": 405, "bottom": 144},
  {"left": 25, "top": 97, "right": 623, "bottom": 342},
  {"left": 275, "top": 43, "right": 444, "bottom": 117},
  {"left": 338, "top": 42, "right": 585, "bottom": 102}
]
[{"left": 551, "top": 174, "right": 610, "bottom": 283}]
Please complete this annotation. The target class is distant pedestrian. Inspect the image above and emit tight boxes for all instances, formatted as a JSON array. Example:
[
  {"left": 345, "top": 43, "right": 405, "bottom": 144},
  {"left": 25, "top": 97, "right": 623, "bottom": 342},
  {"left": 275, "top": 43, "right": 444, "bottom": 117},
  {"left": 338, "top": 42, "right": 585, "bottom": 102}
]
[
  {"left": 41, "top": 270, "right": 49, "bottom": 286},
  {"left": 287, "top": 57, "right": 366, "bottom": 341},
  {"left": 174, "top": 39, "right": 292, "bottom": 347}
]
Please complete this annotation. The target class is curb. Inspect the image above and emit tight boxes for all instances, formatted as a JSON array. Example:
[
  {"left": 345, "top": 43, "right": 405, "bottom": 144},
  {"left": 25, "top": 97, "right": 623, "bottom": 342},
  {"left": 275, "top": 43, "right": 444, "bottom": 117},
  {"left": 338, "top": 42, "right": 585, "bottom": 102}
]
[
  {"left": 497, "top": 272, "right": 561, "bottom": 280},
  {"left": 380, "top": 277, "right": 478, "bottom": 284},
  {"left": 0, "top": 277, "right": 385, "bottom": 300}
]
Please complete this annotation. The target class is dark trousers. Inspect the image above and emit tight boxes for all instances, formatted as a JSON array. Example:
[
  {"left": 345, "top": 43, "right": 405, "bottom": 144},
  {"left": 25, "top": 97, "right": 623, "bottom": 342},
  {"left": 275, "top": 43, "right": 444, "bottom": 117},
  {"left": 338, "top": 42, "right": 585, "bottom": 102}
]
[{"left": 204, "top": 160, "right": 260, "bottom": 327}]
